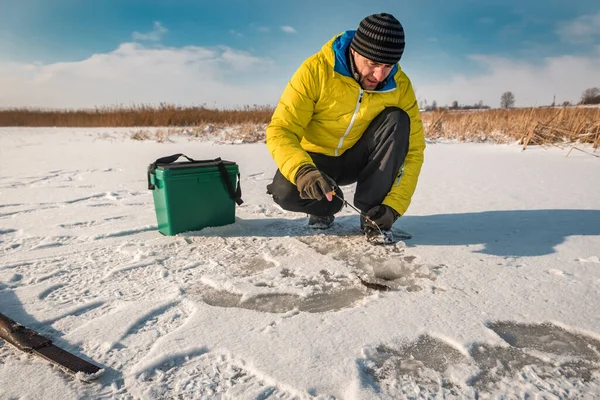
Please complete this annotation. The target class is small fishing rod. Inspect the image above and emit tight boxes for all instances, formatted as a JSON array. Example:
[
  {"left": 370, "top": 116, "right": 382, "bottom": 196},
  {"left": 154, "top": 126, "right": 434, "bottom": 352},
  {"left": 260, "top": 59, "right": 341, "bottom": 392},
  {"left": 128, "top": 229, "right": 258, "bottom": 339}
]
[{"left": 331, "top": 190, "right": 386, "bottom": 240}]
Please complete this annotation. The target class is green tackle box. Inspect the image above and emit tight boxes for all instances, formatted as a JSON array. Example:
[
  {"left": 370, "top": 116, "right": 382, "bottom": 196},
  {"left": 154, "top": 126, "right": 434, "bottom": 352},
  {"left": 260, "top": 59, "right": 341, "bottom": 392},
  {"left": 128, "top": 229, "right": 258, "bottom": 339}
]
[{"left": 147, "top": 154, "right": 243, "bottom": 236}]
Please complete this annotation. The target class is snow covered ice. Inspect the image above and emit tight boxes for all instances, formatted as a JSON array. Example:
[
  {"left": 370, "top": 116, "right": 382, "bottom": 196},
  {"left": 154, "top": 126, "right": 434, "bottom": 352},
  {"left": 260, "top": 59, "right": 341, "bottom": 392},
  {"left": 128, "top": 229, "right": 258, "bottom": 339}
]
[{"left": 1, "top": 127, "right": 600, "bottom": 399}]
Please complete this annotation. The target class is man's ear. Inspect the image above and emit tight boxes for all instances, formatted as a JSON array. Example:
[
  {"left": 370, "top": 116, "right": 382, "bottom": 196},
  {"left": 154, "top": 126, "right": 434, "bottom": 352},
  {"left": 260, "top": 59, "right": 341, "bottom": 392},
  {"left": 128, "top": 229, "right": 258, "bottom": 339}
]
[{"left": 348, "top": 49, "right": 361, "bottom": 82}]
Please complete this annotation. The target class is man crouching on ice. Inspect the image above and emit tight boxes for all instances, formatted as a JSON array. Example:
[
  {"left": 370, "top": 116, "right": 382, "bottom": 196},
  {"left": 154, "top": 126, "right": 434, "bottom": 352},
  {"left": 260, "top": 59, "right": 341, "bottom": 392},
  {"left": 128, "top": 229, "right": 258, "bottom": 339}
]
[{"left": 266, "top": 13, "right": 425, "bottom": 243}]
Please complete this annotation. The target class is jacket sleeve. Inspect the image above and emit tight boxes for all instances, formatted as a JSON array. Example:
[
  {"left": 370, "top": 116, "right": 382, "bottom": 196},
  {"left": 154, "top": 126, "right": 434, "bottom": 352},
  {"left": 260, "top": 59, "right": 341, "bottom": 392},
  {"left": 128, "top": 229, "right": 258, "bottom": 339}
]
[
  {"left": 266, "top": 56, "right": 320, "bottom": 184},
  {"left": 382, "top": 73, "right": 426, "bottom": 216}
]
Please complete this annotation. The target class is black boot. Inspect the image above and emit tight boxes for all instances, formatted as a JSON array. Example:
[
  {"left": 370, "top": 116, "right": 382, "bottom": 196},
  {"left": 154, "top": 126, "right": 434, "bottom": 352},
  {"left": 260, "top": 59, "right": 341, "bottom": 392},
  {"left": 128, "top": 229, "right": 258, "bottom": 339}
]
[{"left": 308, "top": 214, "right": 335, "bottom": 229}]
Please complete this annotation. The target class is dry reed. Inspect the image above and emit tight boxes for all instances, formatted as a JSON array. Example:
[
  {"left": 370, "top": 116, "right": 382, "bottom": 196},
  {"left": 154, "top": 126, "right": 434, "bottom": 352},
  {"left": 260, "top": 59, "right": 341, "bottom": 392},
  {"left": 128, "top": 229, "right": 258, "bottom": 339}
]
[{"left": 422, "top": 107, "right": 600, "bottom": 150}]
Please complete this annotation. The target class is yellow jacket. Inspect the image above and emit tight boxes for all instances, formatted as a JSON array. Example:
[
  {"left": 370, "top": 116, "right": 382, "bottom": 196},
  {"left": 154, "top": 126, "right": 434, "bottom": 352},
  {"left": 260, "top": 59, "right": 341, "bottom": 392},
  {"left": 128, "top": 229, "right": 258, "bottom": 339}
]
[{"left": 266, "top": 31, "right": 425, "bottom": 216}]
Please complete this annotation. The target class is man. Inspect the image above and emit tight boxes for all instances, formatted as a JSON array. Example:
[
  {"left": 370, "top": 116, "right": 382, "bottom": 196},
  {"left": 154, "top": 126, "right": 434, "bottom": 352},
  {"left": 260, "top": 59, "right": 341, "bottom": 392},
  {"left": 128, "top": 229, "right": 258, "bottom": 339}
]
[{"left": 266, "top": 13, "right": 425, "bottom": 243}]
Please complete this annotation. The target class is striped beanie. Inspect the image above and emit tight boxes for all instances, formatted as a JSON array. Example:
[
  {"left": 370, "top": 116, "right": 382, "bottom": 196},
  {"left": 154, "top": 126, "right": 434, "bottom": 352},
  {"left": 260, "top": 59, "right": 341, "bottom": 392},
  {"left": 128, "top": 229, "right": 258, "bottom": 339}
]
[{"left": 350, "top": 13, "right": 405, "bottom": 65}]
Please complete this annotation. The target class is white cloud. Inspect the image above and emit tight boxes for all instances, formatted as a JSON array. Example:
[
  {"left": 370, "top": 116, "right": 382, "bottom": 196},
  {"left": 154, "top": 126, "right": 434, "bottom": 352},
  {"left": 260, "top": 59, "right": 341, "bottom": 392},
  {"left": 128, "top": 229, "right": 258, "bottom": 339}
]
[
  {"left": 257, "top": 26, "right": 270, "bottom": 33},
  {"left": 5, "top": 34, "right": 597, "bottom": 111},
  {"left": 557, "top": 12, "right": 600, "bottom": 43},
  {"left": 229, "top": 29, "right": 243, "bottom": 37},
  {"left": 280, "top": 26, "right": 297, "bottom": 34},
  {"left": 0, "top": 43, "right": 282, "bottom": 109},
  {"left": 413, "top": 52, "right": 600, "bottom": 107},
  {"left": 132, "top": 21, "right": 168, "bottom": 42}
]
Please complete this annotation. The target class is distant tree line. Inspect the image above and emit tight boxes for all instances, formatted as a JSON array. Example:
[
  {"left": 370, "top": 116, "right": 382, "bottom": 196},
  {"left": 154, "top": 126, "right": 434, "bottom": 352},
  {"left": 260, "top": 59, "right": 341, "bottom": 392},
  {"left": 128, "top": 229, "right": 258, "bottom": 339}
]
[
  {"left": 421, "top": 86, "right": 600, "bottom": 111},
  {"left": 420, "top": 99, "right": 491, "bottom": 112}
]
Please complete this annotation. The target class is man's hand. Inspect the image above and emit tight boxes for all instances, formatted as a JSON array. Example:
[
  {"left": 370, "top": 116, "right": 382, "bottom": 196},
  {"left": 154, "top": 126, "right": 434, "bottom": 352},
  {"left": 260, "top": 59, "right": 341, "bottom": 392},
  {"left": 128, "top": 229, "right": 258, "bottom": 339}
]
[
  {"left": 295, "top": 165, "right": 336, "bottom": 201},
  {"left": 365, "top": 205, "right": 400, "bottom": 230}
]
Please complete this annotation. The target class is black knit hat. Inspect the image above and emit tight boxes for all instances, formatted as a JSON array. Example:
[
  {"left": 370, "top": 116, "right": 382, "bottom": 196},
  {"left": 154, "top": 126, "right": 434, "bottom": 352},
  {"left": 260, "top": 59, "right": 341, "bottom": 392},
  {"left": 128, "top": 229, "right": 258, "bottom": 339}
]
[{"left": 350, "top": 13, "right": 405, "bottom": 65}]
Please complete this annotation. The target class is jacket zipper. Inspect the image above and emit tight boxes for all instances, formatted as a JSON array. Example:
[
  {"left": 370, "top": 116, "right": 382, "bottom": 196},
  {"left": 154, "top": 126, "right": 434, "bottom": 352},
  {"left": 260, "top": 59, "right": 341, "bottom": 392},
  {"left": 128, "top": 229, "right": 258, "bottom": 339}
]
[{"left": 335, "top": 89, "right": 363, "bottom": 156}]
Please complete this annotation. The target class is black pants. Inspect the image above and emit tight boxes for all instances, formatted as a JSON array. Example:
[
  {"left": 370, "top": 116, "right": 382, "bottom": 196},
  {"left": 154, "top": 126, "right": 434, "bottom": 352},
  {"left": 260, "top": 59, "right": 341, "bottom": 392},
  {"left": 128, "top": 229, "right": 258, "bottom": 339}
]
[{"left": 267, "top": 107, "right": 410, "bottom": 216}]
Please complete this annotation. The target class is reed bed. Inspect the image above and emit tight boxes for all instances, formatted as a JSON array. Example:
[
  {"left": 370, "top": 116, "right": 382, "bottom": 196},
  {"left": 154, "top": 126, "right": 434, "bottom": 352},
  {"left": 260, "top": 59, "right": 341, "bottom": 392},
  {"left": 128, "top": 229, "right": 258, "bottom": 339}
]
[
  {"left": 422, "top": 107, "right": 600, "bottom": 150},
  {"left": 0, "top": 104, "right": 274, "bottom": 127},
  {"left": 1, "top": 105, "right": 598, "bottom": 150}
]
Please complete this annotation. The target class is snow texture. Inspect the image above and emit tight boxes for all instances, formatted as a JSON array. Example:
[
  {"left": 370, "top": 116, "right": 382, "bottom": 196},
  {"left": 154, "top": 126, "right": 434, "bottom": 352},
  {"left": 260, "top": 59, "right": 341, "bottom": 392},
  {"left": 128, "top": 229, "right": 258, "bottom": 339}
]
[{"left": 1, "top": 127, "right": 599, "bottom": 399}]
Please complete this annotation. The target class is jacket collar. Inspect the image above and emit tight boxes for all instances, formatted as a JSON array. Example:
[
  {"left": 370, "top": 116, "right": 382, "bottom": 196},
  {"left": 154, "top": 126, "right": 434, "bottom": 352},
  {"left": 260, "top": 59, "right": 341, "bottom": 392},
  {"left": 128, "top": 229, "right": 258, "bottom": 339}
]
[{"left": 331, "top": 30, "right": 398, "bottom": 92}]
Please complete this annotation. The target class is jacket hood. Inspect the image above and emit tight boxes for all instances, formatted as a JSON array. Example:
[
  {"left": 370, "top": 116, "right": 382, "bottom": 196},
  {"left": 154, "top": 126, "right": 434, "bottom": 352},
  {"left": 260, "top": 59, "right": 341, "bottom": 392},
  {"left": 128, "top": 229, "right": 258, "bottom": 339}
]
[{"left": 324, "top": 30, "right": 398, "bottom": 92}]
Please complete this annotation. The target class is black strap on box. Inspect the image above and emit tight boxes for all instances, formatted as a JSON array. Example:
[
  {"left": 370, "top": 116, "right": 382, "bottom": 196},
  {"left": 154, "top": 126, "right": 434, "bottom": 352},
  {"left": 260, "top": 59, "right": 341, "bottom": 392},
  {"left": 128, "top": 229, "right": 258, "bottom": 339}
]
[{"left": 147, "top": 154, "right": 243, "bottom": 205}]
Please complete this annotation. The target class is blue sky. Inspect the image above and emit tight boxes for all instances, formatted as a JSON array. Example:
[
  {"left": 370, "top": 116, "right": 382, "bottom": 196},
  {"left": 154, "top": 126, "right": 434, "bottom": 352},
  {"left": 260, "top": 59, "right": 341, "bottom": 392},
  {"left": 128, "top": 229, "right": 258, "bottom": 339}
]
[{"left": 1, "top": 0, "right": 599, "bottom": 108}]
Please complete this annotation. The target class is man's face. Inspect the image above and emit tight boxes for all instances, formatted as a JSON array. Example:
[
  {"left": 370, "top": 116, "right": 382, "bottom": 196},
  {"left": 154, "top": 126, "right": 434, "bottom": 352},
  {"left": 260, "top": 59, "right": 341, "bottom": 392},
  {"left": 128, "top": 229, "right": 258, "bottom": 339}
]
[{"left": 351, "top": 49, "right": 394, "bottom": 90}]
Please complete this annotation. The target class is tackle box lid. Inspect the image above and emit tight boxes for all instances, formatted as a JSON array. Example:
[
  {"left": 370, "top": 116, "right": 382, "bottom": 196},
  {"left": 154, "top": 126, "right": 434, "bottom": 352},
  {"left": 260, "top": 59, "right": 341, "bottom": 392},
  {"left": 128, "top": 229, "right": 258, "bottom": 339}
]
[{"left": 156, "top": 160, "right": 237, "bottom": 170}]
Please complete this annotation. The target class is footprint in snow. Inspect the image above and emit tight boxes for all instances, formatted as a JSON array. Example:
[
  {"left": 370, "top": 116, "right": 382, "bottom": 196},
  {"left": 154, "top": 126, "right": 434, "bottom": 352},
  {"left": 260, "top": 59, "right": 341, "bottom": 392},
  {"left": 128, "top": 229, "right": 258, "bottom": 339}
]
[
  {"left": 95, "top": 301, "right": 192, "bottom": 378},
  {"left": 59, "top": 216, "right": 127, "bottom": 229},
  {"left": 188, "top": 283, "right": 367, "bottom": 314},
  {"left": 2, "top": 235, "right": 79, "bottom": 254},
  {"left": 128, "top": 351, "right": 300, "bottom": 400},
  {"left": 358, "top": 321, "right": 600, "bottom": 398}
]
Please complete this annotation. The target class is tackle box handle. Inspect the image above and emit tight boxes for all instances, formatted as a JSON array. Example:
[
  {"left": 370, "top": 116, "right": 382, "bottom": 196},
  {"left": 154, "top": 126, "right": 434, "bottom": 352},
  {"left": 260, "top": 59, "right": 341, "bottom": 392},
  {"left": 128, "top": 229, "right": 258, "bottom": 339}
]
[{"left": 147, "top": 154, "right": 243, "bottom": 205}]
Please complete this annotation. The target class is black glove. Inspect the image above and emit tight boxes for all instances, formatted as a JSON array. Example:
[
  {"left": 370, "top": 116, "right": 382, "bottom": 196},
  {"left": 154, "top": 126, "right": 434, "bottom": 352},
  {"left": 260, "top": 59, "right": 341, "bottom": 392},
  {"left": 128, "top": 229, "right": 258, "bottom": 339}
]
[
  {"left": 295, "top": 165, "right": 336, "bottom": 200},
  {"left": 365, "top": 205, "right": 400, "bottom": 230}
]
